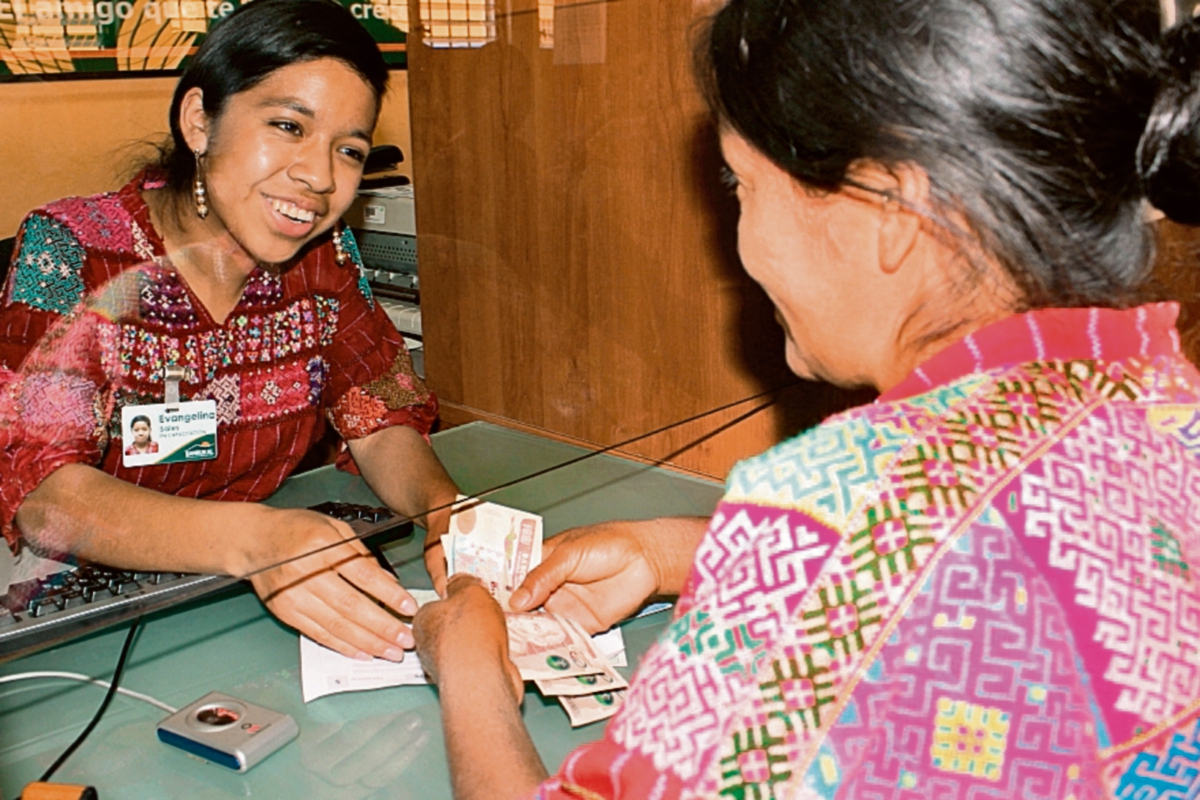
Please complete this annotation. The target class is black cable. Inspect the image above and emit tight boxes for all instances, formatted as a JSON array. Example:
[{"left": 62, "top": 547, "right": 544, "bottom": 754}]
[
  {"left": 241, "top": 380, "right": 799, "bottom": 581},
  {"left": 39, "top": 617, "right": 141, "bottom": 782}
]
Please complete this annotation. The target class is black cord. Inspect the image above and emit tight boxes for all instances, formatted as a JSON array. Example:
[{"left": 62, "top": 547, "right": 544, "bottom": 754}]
[
  {"left": 241, "top": 381, "right": 798, "bottom": 580},
  {"left": 39, "top": 617, "right": 141, "bottom": 782}
]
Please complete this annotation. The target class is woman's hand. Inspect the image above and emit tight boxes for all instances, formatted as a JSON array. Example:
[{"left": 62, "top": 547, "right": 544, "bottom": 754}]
[
  {"left": 344, "top": 424, "right": 461, "bottom": 597},
  {"left": 414, "top": 574, "right": 523, "bottom": 702},
  {"left": 422, "top": 502, "right": 454, "bottom": 597},
  {"left": 248, "top": 507, "right": 419, "bottom": 662},
  {"left": 414, "top": 575, "right": 547, "bottom": 799},
  {"left": 508, "top": 517, "right": 708, "bottom": 634}
]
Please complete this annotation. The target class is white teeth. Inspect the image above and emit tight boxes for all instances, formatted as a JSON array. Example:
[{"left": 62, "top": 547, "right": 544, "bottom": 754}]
[{"left": 271, "top": 199, "right": 315, "bottom": 223}]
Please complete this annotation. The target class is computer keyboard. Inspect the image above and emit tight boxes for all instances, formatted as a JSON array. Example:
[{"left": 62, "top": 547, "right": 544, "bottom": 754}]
[{"left": 0, "top": 503, "right": 413, "bottom": 663}]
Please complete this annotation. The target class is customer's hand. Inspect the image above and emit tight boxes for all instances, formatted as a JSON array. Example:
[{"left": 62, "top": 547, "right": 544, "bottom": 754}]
[
  {"left": 414, "top": 574, "right": 524, "bottom": 702},
  {"left": 422, "top": 502, "right": 454, "bottom": 597},
  {"left": 248, "top": 507, "right": 418, "bottom": 661},
  {"left": 507, "top": 521, "right": 665, "bottom": 633}
]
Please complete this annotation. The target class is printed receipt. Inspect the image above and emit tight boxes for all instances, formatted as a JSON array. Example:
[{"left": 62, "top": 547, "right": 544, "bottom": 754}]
[{"left": 299, "top": 589, "right": 629, "bottom": 703}]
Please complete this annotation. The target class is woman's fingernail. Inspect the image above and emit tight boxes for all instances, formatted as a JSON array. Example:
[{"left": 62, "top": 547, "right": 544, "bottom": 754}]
[
  {"left": 510, "top": 588, "right": 529, "bottom": 608},
  {"left": 384, "top": 646, "right": 405, "bottom": 661},
  {"left": 400, "top": 598, "right": 418, "bottom": 616},
  {"left": 397, "top": 630, "right": 415, "bottom": 649},
  {"left": 353, "top": 651, "right": 373, "bottom": 662}
]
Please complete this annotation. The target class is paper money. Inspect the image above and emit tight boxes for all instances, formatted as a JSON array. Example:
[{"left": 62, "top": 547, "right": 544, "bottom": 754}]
[
  {"left": 438, "top": 501, "right": 628, "bottom": 726},
  {"left": 505, "top": 611, "right": 612, "bottom": 681},
  {"left": 558, "top": 689, "right": 626, "bottom": 727},
  {"left": 444, "top": 498, "right": 543, "bottom": 610},
  {"left": 535, "top": 666, "right": 628, "bottom": 697}
]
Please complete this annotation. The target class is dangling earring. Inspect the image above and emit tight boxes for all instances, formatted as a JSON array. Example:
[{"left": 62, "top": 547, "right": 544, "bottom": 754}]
[
  {"left": 192, "top": 149, "right": 208, "bottom": 219},
  {"left": 332, "top": 225, "right": 349, "bottom": 265}
]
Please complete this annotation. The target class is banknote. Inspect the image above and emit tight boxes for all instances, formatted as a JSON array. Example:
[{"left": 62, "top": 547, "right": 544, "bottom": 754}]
[
  {"left": 535, "top": 666, "right": 628, "bottom": 697},
  {"left": 505, "top": 611, "right": 612, "bottom": 681},
  {"left": 558, "top": 689, "right": 626, "bottom": 727},
  {"left": 444, "top": 498, "right": 543, "bottom": 610}
]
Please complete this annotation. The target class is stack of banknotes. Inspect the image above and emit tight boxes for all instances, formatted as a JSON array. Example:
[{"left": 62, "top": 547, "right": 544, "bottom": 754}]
[{"left": 445, "top": 499, "right": 627, "bottom": 727}]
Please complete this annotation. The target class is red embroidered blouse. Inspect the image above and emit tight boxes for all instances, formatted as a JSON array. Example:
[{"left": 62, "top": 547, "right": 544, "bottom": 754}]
[{"left": 0, "top": 172, "right": 437, "bottom": 547}]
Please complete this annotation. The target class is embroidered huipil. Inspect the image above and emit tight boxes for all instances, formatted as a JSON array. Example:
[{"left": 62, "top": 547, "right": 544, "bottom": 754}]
[
  {"left": 0, "top": 172, "right": 436, "bottom": 547},
  {"left": 536, "top": 304, "right": 1200, "bottom": 799}
]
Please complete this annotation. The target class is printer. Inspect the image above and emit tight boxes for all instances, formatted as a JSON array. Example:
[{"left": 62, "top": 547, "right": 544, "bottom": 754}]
[{"left": 345, "top": 184, "right": 423, "bottom": 342}]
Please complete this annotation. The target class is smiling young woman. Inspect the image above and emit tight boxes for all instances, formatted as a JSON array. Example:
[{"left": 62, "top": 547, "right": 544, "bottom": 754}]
[
  {"left": 0, "top": 0, "right": 461, "bottom": 662},
  {"left": 148, "top": 57, "right": 380, "bottom": 322}
]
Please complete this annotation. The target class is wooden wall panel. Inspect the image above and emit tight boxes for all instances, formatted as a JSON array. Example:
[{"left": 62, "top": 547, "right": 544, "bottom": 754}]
[
  {"left": 408, "top": 0, "right": 1200, "bottom": 481},
  {"left": 407, "top": 0, "right": 860, "bottom": 479}
]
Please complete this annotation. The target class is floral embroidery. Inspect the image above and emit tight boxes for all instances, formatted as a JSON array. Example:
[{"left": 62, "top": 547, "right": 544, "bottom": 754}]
[
  {"left": 360, "top": 351, "right": 431, "bottom": 411},
  {"left": 44, "top": 195, "right": 134, "bottom": 252},
  {"left": 330, "top": 387, "right": 391, "bottom": 439},
  {"left": 200, "top": 374, "right": 241, "bottom": 426},
  {"left": 10, "top": 214, "right": 87, "bottom": 314},
  {"left": 242, "top": 362, "right": 314, "bottom": 423}
]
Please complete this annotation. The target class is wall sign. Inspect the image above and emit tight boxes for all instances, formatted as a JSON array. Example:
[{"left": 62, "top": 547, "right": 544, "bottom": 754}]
[{"left": 0, "top": 0, "right": 408, "bottom": 79}]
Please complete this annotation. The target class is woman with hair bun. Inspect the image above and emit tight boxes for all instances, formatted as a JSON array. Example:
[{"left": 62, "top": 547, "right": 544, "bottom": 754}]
[
  {"left": 0, "top": 0, "right": 460, "bottom": 662},
  {"left": 414, "top": 0, "right": 1200, "bottom": 797}
]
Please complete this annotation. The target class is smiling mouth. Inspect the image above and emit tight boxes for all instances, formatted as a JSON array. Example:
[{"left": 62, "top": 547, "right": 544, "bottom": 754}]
[{"left": 270, "top": 198, "right": 317, "bottom": 224}]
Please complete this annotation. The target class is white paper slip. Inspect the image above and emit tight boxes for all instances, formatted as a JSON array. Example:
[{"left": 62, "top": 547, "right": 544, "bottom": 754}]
[
  {"left": 299, "top": 589, "right": 440, "bottom": 703},
  {"left": 592, "top": 627, "right": 626, "bottom": 667},
  {"left": 300, "top": 637, "right": 429, "bottom": 702}
]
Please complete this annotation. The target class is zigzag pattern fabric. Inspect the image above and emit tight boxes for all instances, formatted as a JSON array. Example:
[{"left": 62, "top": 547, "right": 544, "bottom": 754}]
[{"left": 535, "top": 304, "right": 1200, "bottom": 800}]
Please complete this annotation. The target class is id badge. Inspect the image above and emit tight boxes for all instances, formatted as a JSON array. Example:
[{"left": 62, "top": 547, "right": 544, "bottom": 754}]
[{"left": 121, "top": 401, "right": 218, "bottom": 468}]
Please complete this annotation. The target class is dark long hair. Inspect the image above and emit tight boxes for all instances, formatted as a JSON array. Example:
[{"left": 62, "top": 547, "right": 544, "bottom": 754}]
[
  {"left": 698, "top": 0, "right": 1200, "bottom": 310},
  {"left": 160, "top": 0, "right": 389, "bottom": 195}
]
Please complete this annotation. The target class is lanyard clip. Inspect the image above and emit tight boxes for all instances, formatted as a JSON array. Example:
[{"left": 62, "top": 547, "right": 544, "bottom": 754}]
[{"left": 164, "top": 365, "right": 186, "bottom": 405}]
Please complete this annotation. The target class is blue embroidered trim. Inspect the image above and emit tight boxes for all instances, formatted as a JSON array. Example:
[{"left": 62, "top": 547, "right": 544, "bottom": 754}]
[
  {"left": 341, "top": 227, "right": 375, "bottom": 309},
  {"left": 11, "top": 213, "right": 87, "bottom": 315}
]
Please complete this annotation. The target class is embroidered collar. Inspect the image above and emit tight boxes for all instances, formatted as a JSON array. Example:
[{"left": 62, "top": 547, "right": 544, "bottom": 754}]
[
  {"left": 117, "top": 169, "right": 283, "bottom": 321},
  {"left": 879, "top": 303, "right": 1183, "bottom": 403}
]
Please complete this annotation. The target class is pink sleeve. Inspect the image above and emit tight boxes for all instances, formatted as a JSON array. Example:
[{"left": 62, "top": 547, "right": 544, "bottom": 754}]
[{"left": 0, "top": 310, "right": 114, "bottom": 549}]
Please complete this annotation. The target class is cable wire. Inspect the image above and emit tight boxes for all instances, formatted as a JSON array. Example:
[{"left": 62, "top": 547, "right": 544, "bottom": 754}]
[
  {"left": 0, "top": 671, "right": 175, "bottom": 714},
  {"left": 38, "top": 618, "right": 141, "bottom": 782},
  {"left": 241, "top": 381, "right": 797, "bottom": 581}
]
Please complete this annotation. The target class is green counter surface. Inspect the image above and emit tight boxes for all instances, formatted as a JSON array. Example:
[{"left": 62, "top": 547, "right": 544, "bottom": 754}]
[{"left": 0, "top": 422, "right": 724, "bottom": 799}]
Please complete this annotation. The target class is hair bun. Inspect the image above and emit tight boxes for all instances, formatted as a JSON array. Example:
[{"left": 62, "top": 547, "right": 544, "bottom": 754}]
[{"left": 1139, "top": 17, "right": 1200, "bottom": 225}]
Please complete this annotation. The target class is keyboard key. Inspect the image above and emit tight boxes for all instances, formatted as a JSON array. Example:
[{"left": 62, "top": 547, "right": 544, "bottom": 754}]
[
  {"left": 83, "top": 587, "right": 114, "bottom": 602},
  {"left": 28, "top": 597, "right": 61, "bottom": 617}
]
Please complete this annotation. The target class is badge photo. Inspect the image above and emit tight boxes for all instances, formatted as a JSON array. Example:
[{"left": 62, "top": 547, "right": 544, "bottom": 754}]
[{"left": 121, "top": 401, "right": 219, "bottom": 468}]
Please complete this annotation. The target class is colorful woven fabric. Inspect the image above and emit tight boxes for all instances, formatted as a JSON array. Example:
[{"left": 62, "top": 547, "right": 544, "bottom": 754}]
[
  {"left": 0, "top": 171, "right": 437, "bottom": 547},
  {"left": 535, "top": 304, "right": 1200, "bottom": 800}
]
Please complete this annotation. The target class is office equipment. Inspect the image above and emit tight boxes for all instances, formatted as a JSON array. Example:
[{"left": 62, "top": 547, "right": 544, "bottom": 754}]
[
  {"left": 363, "top": 145, "right": 404, "bottom": 176},
  {"left": 346, "top": 185, "right": 422, "bottom": 338},
  {"left": 0, "top": 422, "right": 724, "bottom": 799},
  {"left": 0, "top": 504, "right": 413, "bottom": 663},
  {"left": 156, "top": 691, "right": 298, "bottom": 773}
]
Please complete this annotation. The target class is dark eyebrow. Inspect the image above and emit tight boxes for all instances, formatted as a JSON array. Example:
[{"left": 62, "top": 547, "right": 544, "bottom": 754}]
[{"left": 258, "top": 96, "right": 373, "bottom": 144}]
